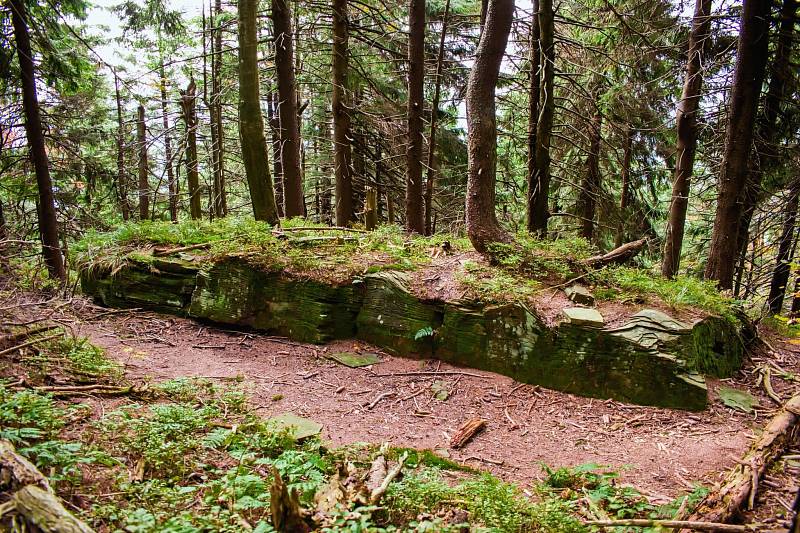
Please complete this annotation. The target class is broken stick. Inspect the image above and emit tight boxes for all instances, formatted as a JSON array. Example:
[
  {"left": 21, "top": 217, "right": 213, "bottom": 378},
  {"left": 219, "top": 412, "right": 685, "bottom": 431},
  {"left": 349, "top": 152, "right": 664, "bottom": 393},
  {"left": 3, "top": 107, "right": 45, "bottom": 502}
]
[{"left": 450, "top": 417, "right": 487, "bottom": 449}]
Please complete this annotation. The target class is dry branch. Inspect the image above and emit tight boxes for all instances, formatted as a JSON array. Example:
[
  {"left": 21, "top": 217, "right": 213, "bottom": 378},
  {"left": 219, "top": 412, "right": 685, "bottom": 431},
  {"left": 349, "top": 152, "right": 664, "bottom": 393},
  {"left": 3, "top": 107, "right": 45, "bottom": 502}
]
[
  {"left": 689, "top": 394, "right": 800, "bottom": 524},
  {"left": 369, "top": 452, "right": 408, "bottom": 504},
  {"left": 584, "top": 519, "right": 761, "bottom": 532},
  {"left": 584, "top": 238, "right": 647, "bottom": 268},
  {"left": 152, "top": 242, "right": 212, "bottom": 256},
  {"left": 450, "top": 417, "right": 487, "bottom": 449},
  {"left": 0, "top": 332, "right": 62, "bottom": 357}
]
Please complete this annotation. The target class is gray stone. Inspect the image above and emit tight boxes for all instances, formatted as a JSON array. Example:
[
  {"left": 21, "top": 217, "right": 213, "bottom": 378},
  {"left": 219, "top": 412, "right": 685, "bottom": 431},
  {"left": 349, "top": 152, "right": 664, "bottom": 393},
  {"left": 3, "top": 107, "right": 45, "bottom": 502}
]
[
  {"left": 565, "top": 284, "right": 595, "bottom": 306},
  {"left": 562, "top": 307, "right": 604, "bottom": 327}
]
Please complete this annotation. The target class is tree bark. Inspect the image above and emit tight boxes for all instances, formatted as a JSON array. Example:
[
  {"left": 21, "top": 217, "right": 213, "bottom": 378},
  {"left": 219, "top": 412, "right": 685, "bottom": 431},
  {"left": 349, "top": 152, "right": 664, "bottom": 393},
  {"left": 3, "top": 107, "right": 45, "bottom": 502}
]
[
  {"left": 11, "top": 0, "right": 66, "bottom": 281},
  {"left": 159, "top": 62, "right": 177, "bottom": 223},
  {"left": 211, "top": 0, "right": 227, "bottom": 218},
  {"left": 465, "top": 0, "right": 514, "bottom": 254},
  {"left": 272, "top": 0, "right": 305, "bottom": 218},
  {"left": 525, "top": 0, "right": 541, "bottom": 234},
  {"left": 114, "top": 73, "right": 130, "bottom": 221},
  {"left": 735, "top": 0, "right": 798, "bottom": 271},
  {"left": 661, "top": 0, "right": 713, "bottom": 278},
  {"left": 425, "top": 0, "right": 450, "bottom": 236},
  {"left": 332, "top": 0, "right": 354, "bottom": 226},
  {"left": 528, "top": 0, "right": 554, "bottom": 235},
  {"left": 135, "top": 105, "right": 150, "bottom": 221},
  {"left": 237, "top": 0, "right": 280, "bottom": 224},
  {"left": 405, "top": 0, "right": 426, "bottom": 234},
  {"left": 180, "top": 79, "right": 202, "bottom": 220},
  {"left": 615, "top": 126, "right": 634, "bottom": 248},
  {"left": 767, "top": 181, "right": 800, "bottom": 314},
  {"left": 704, "top": 0, "right": 770, "bottom": 289},
  {"left": 578, "top": 103, "right": 602, "bottom": 241}
]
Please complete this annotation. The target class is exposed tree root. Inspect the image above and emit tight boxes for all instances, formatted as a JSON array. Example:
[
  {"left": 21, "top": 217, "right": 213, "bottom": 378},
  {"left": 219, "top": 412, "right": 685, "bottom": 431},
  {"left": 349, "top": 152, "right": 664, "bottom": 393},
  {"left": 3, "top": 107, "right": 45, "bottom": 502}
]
[{"left": 688, "top": 393, "right": 800, "bottom": 524}]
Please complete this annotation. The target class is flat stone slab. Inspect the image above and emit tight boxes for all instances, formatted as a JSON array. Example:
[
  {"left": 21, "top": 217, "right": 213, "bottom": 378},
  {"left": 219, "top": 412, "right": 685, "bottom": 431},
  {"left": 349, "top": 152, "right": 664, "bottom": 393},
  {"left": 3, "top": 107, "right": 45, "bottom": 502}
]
[
  {"left": 268, "top": 413, "right": 323, "bottom": 440},
  {"left": 327, "top": 351, "right": 380, "bottom": 368},
  {"left": 562, "top": 307, "right": 604, "bottom": 327}
]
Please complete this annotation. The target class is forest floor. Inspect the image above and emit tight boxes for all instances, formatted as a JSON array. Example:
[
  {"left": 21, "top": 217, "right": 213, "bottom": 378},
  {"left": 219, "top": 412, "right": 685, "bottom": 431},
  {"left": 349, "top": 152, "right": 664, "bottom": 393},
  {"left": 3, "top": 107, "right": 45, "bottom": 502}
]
[{"left": 12, "top": 291, "right": 800, "bottom": 498}]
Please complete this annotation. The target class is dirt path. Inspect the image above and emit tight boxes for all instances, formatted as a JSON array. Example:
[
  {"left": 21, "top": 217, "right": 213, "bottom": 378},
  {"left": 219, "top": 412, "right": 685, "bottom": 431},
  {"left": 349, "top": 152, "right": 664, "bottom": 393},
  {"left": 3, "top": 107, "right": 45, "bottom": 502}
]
[{"left": 61, "top": 302, "right": 800, "bottom": 504}]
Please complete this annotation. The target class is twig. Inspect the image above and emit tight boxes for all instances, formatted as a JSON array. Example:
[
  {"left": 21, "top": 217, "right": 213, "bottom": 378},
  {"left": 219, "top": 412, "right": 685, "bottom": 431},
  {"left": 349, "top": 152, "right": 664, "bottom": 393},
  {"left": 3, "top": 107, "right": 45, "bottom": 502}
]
[
  {"left": 0, "top": 333, "right": 62, "bottom": 357},
  {"left": 369, "top": 452, "right": 408, "bottom": 504},
  {"left": 366, "top": 392, "right": 395, "bottom": 410},
  {"left": 372, "top": 370, "right": 485, "bottom": 378},
  {"left": 582, "top": 519, "right": 761, "bottom": 532}
]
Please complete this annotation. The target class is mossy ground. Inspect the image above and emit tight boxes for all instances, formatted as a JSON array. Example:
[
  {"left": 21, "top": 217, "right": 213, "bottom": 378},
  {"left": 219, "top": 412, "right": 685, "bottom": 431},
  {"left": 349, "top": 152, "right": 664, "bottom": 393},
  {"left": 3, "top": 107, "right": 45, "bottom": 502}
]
[
  {"left": 1, "top": 333, "right": 708, "bottom": 532},
  {"left": 76, "top": 218, "right": 738, "bottom": 320}
]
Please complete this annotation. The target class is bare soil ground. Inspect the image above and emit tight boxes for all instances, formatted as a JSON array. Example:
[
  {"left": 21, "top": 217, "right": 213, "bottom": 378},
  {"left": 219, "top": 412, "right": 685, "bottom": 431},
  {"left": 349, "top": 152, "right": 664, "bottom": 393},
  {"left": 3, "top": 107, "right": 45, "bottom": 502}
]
[{"left": 37, "top": 295, "right": 793, "bottom": 508}]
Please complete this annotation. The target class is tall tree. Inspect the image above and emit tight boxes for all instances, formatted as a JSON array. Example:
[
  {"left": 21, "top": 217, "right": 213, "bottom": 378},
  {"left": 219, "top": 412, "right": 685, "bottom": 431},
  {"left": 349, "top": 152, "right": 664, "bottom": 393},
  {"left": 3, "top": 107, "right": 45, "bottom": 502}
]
[
  {"left": 272, "top": 0, "right": 305, "bottom": 217},
  {"left": 425, "top": 0, "right": 450, "bottom": 236},
  {"left": 237, "top": 0, "right": 280, "bottom": 224},
  {"left": 405, "top": 0, "right": 426, "bottom": 233},
  {"left": 159, "top": 65, "right": 177, "bottom": 222},
  {"left": 180, "top": 79, "right": 202, "bottom": 220},
  {"left": 114, "top": 72, "right": 131, "bottom": 221},
  {"left": 767, "top": 181, "right": 800, "bottom": 314},
  {"left": 465, "top": 0, "right": 514, "bottom": 253},
  {"left": 525, "top": 0, "right": 541, "bottom": 233},
  {"left": 527, "top": 0, "right": 554, "bottom": 235},
  {"left": 212, "top": 0, "right": 227, "bottom": 217},
  {"left": 577, "top": 101, "right": 602, "bottom": 241},
  {"left": 704, "top": 0, "right": 771, "bottom": 288},
  {"left": 136, "top": 104, "right": 149, "bottom": 220},
  {"left": 10, "top": 0, "right": 65, "bottom": 280},
  {"left": 332, "top": 0, "right": 354, "bottom": 225},
  {"left": 661, "top": 0, "right": 713, "bottom": 278}
]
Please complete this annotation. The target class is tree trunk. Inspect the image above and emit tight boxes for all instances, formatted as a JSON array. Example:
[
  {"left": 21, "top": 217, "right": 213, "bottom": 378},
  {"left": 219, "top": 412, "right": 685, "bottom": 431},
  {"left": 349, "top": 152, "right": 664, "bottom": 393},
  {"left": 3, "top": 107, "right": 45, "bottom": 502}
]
[
  {"left": 525, "top": 0, "right": 541, "bottom": 233},
  {"left": 528, "top": 0, "right": 554, "bottom": 235},
  {"left": 272, "top": 0, "right": 305, "bottom": 218},
  {"left": 735, "top": 0, "right": 798, "bottom": 270},
  {"left": 661, "top": 0, "right": 712, "bottom": 278},
  {"left": 237, "top": 0, "right": 280, "bottom": 224},
  {"left": 11, "top": 0, "right": 65, "bottom": 280},
  {"left": 211, "top": 0, "right": 226, "bottom": 218},
  {"left": 465, "top": 0, "right": 514, "bottom": 254},
  {"left": 615, "top": 126, "right": 634, "bottom": 248},
  {"left": 136, "top": 105, "right": 150, "bottom": 221},
  {"left": 159, "top": 62, "right": 177, "bottom": 223},
  {"left": 424, "top": 0, "right": 450, "bottom": 236},
  {"left": 405, "top": 0, "right": 426, "bottom": 234},
  {"left": 704, "top": 0, "right": 770, "bottom": 289},
  {"left": 767, "top": 181, "right": 800, "bottom": 314},
  {"left": 114, "top": 73, "right": 130, "bottom": 221},
  {"left": 332, "top": 0, "right": 354, "bottom": 226},
  {"left": 267, "top": 90, "right": 285, "bottom": 217},
  {"left": 578, "top": 103, "right": 602, "bottom": 241},
  {"left": 180, "top": 79, "right": 202, "bottom": 220}
]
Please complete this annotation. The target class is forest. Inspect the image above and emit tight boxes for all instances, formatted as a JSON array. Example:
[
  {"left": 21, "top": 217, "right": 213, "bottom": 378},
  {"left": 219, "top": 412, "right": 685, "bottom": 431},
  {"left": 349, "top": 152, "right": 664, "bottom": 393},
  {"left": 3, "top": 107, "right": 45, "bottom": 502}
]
[{"left": 1, "top": 0, "right": 800, "bottom": 531}]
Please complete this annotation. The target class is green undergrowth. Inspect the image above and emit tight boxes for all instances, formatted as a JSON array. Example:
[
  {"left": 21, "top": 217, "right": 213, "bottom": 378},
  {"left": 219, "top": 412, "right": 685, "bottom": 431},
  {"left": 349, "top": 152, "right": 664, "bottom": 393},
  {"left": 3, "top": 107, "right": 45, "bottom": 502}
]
[
  {"left": 0, "top": 334, "right": 709, "bottom": 532},
  {"left": 75, "top": 217, "right": 736, "bottom": 317},
  {"left": 75, "top": 217, "right": 472, "bottom": 282}
]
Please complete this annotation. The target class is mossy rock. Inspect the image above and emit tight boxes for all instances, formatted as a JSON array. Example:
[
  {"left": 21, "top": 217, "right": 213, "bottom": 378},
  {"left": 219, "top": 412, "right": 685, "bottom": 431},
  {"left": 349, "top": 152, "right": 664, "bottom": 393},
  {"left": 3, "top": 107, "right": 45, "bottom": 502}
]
[
  {"left": 189, "top": 259, "right": 361, "bottom": 343},
  {"left": 80, "top": 256, "right": 198, "bottom": 315},
  {"left": 355, "top": 271, "right": 442, "bottom": 356}
]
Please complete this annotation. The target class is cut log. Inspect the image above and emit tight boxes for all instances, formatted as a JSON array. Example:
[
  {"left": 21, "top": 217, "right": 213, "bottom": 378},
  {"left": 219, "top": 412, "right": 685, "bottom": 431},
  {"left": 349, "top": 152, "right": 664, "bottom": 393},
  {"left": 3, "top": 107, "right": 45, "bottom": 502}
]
[
  {"left": 450, "top": 417, "right": 487, "bottom": 449},
  {"left": 688, "top": 394, "right": 800, "bottom": 524},
  {"left": 584, "top": 239, "right": 647, "bottom": 268},
  {"left": 0, "top": 440, "right": 94, "bottom": 532}
]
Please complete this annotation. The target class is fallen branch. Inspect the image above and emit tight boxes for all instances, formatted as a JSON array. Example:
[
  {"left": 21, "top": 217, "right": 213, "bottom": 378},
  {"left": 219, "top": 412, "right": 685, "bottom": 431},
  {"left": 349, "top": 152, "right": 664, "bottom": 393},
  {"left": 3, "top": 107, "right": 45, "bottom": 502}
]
[
  {"left": 0, "top": 440, "right": 94, "bottom": 532},
  {"left": 0, "top": 333, "right": 62, "bottom": 357},
  {"left": 583, "top": 519, "right": 761, "bottom": 532},
  {"left": 369, "top": 452, "right": 408, "bottom": 504},
  {"left": 273, "top": 226, "right": 367, "bottom": 234},
  {"left": 689, "top": 393, "right": 800, "bottom": 524},
  {"left": 1, "top": 324, "right": 61, "bottom": 346},
  {"left": 152, "top": 242, "right": 212, "bottom": 256},
  {"left": 33, "top": 384, "right": 139, "bottom": 397},
  {"left": 584, "top": 238, "right": 647, "bottom": 268},
  {"left": 372, "top": 370, "right": 485, "bottom": 379},
  {"left": 450, "top": 417, "right": 487, "bottom": 449},
  {"left": 366, "top": 392, "right": 395, "bottom": 410}
]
